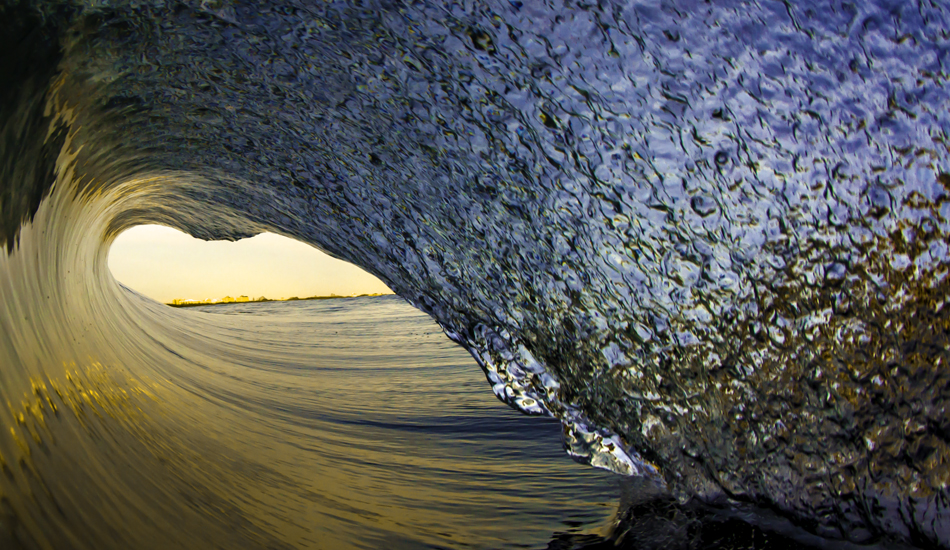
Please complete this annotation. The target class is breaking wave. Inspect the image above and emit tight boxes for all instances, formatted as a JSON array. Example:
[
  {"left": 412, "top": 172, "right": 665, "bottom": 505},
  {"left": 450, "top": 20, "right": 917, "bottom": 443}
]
[{"left": 2, "top": 0, "right": 950, "bottom": 547}]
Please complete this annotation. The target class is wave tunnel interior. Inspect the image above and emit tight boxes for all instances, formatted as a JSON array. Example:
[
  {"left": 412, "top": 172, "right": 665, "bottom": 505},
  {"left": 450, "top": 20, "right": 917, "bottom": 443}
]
[{"left": 1, "top": 1, "right": 950, "bottom": 548}]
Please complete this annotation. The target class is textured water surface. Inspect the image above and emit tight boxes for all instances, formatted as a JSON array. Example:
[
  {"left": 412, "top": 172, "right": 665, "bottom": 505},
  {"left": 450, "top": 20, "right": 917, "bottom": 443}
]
[{"left": 1, "top": 0, "right": 949, "bottom": 547}]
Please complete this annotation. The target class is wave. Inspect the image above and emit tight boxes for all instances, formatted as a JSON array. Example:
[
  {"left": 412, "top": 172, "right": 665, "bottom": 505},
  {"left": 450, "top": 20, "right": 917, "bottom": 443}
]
[{"left": 2, "top": 0, "right": 949, "bottom": 547}]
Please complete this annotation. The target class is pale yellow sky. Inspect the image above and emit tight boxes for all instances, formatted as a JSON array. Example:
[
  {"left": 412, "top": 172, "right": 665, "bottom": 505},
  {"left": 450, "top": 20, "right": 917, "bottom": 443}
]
[{"left": 108, "top": 225, "right": 393, "bottom": 303}]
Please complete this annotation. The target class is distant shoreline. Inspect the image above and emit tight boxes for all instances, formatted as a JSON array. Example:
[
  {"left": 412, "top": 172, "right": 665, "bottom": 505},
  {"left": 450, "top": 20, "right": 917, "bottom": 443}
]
[{"left": 166, "top": 293, "right": 391, "bottom": 308}]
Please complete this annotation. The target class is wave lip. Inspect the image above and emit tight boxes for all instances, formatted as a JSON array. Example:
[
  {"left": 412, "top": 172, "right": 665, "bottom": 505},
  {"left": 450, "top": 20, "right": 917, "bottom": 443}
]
[{"left": 2, "top": 0, "right": 950, "bottom": 547}]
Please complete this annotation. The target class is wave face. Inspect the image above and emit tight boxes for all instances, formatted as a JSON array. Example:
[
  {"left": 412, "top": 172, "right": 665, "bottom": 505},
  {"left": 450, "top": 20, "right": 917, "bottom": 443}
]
[
  {"left": 0, "top": 289, "right": 625, "bottom": 549},
  {"left": 2, "top": 0, "right": 950, "bottom": 546}
]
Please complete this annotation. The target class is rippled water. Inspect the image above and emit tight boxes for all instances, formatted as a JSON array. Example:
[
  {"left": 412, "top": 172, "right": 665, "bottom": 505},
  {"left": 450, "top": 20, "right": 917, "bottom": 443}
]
[{"left": 2, "top": 0, "right": 950, "bottom": 547}]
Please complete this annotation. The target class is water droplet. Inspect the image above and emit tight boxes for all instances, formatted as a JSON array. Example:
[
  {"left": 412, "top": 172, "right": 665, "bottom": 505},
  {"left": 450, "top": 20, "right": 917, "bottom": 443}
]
[{"left": 690, "top": 195, "right": 717, "bottom": 217}]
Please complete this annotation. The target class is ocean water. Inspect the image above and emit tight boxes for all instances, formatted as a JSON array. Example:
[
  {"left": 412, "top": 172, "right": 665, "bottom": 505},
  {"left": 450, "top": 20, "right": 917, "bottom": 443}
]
[
  {"left": 2, "top": 0, "right": 950, "bottom": 547},
  {"left": 0, "top": 285, "right": 818, "bottom": 550},
  {"left": 2, "top": 293, "right": 624, "bottom": 549}
]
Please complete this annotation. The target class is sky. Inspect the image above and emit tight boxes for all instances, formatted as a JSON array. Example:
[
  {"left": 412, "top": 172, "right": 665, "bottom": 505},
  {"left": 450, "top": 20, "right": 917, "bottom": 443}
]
[{"left": 108, "top": 225, "right": 393, "bottom": 303}]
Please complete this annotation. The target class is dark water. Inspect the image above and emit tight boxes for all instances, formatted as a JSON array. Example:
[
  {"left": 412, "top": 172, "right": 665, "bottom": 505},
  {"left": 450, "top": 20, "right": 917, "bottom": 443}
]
[{"left": 2, "top": 0, "right": 950, "bottom": 547}]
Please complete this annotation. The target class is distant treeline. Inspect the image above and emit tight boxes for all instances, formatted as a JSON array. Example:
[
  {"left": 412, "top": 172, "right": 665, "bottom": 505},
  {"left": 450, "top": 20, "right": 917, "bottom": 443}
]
[{"left": 167, "top": 293, "right": 388, "bottom": 308}]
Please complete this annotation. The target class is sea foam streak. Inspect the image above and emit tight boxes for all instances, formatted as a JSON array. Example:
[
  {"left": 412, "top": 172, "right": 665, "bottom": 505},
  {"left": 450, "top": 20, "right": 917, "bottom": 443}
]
[{"left": 1, "top": 0, "right": 950, "bottom": 547}]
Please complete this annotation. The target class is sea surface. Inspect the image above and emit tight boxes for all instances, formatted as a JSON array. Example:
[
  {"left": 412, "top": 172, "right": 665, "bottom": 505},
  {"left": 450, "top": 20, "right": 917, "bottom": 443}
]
[
  {"left": 1, "top": 293, "right": 624, "bottom": 549},
  {"left": 0, "top": 286, "right": 826, "bottom": 550}
]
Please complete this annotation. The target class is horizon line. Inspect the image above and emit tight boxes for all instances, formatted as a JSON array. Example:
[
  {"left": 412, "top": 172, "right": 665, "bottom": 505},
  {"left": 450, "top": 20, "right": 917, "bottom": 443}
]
[{"left": 167, "top": 292, "right": 394, "bottom": 308}]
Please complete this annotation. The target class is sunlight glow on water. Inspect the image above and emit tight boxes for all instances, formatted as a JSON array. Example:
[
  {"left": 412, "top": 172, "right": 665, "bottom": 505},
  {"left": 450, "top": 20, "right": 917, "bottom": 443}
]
[{"left": 0, "top": 292, "right": 619, "bottom": 549}]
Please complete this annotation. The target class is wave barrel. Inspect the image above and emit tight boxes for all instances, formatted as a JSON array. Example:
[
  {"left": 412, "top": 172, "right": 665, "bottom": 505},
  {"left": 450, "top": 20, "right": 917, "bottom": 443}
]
[{"left": 2, "top": 1, "right": 950, "bottom": 547}]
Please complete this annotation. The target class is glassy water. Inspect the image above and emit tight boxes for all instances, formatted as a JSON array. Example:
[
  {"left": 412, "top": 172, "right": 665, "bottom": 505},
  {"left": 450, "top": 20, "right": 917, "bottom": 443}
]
[{"left": 0, "top": 292, "right": 619, "bottom": 549}]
